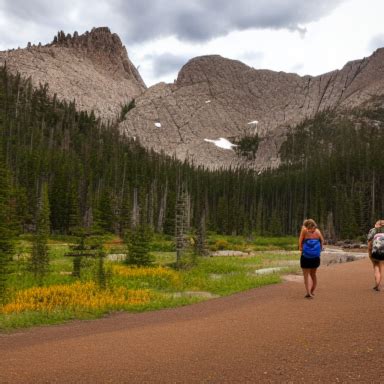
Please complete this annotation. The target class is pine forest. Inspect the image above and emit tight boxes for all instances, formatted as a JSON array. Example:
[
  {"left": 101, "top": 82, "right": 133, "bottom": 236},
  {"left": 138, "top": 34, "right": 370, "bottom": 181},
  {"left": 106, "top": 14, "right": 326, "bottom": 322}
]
[{"left": 1, "top": 65, "right": 384, "bottom": 243}]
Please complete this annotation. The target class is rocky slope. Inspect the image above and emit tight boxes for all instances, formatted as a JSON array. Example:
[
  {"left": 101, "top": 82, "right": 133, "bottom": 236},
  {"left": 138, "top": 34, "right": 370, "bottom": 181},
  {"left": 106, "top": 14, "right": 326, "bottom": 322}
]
[
  {"left": 3, "top": 27, "right": 384, "bottom": 169},
  {"left": 0, "top": 27, "right": 146, "bottom": 121},
  {"left": 120, "top": 50, "right": 384, "bottom": 169}
]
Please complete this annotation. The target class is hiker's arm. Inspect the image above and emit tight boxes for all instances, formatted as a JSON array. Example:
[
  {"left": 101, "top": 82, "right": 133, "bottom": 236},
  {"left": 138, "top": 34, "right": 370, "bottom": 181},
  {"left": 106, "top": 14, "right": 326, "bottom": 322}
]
[
  {"left": 318, "top": 230, "right": 325, "bottom": 250},
  {"left": 367, "top": 229, "right": 375, "bottom": 258},
  {"left": 368, "top": 240, "right": 372, "bottom": 258},
  {"left": 298, "top": 228, "right": 305, "bottom": 251}
]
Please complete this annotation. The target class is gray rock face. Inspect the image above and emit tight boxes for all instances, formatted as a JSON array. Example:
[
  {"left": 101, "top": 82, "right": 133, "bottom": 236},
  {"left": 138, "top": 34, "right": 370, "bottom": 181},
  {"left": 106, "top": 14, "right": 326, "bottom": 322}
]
[
  {"left": 3, "top": 26, "right": 384, "bottom": 169},
  {"left": 120, "top": 51, "right": 384, "bottom": 169},
  {"left": 0, "top": 27, "right": 146, "bottom": 122}
]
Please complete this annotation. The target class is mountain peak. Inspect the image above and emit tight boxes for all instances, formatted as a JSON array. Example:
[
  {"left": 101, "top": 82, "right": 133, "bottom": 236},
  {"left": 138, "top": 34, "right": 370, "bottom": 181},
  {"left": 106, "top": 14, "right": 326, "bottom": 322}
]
[
  {"left": 51, "top": 27, "right": 123, "bottom": 53},
  {"left": 177, "top": 55, "right": 251, "bottom": 86},
  {"left": 0, "top": 27, "right": 146, "bottom": 121},
  {"left": 121, "top": 47, "right": 384, "bottom": 169}
]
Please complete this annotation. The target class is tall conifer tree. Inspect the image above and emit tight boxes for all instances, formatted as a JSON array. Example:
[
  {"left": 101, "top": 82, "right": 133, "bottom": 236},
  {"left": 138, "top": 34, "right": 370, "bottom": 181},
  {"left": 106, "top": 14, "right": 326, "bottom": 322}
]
[
  {"left": 0, "top": 159, "right": 14, "bottom": 303},
  {"left": 30, "top": 181, "right": 50, "bottom": 281}
]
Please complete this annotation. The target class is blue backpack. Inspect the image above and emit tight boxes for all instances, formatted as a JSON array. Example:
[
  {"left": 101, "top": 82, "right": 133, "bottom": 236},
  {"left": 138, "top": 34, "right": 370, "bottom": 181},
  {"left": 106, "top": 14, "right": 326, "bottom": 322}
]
[{"left": 302, "top": 238, "right": 321, "bottom": 258}]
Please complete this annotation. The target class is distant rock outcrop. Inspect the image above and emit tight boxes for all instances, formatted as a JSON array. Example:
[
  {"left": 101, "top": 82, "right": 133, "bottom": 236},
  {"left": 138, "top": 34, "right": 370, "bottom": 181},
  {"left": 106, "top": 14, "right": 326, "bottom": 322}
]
[
  {"left": 0, "top": 27, "right": 146, "bottom": 121},
  {"left": 120, "top": 50, "right": 384, "bottom": 169}
]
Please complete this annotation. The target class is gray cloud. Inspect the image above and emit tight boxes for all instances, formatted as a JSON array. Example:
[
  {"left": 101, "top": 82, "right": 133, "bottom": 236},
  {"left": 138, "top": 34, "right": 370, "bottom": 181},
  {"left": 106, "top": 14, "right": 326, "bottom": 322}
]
[
  {"left": 0, "top": 0, "right": 121, "bottom": 49},
  {"left": 1, "top": 0, "right": 345, "bottom": 46},
  {"left": 368, "top": 34, "right": 384, "bottom": 52},
  {"left": 113, "top": 0, "right": 345, "bottom": 44},
  {"left": 146, "top": 52, "right": 190, "bottom": 77},
  {"left": 2, "top": 0, "right": 77, "bottom": 27}
]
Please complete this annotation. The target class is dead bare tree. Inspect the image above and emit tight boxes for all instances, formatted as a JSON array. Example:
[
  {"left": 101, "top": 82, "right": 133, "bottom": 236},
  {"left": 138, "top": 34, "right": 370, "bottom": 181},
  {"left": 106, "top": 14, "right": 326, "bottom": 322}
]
[{"left": 175, "top": 183, "right": 189, "bottom": 268}]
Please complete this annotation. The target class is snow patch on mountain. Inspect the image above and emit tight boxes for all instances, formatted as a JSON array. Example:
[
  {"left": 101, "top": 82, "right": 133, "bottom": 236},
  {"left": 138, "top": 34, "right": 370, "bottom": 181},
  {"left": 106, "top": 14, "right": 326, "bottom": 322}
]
[{"left": 204, "top": 138, "right": 237, "bottom": 150}]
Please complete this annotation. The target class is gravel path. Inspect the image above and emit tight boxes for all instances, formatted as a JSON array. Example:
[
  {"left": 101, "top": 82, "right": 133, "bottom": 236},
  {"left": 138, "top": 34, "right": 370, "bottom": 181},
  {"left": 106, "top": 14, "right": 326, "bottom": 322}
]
[{"left": 1, "top": 258, "right": 384, "bottom": 383}]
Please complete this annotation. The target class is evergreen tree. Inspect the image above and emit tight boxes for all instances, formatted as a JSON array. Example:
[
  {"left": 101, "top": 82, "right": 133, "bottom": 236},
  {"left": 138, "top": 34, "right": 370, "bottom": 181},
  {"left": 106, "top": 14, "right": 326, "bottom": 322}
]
[
  {"left": 175, "top": 185, "right": 189, "bottom": 267},
  {"left": 98, "top": 190, "right": 115, "bottom": 233},
  {"left": 96, "top": 247, "right": 107, "bottom": 289},
  {"left": 1, "top": 63, "right": 384, "bottom": 242},
  {"left": 65, "top": 229, "right": 100, "bottom": 278},
  {"left": 124, "top": 225, "right": 153, "bottom": 266},
  {"left": 0, "top": 160, "right": 15, "bottom": 303},
  {"left": 29, "top": 181, "right": 50, "bottom": 282}
]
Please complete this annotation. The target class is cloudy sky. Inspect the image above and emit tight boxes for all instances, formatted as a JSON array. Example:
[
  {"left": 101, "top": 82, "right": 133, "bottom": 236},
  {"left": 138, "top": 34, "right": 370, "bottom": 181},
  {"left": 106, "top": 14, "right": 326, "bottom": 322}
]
[{"left": 1, "top": 0, "right": 383, "bottom": 86}]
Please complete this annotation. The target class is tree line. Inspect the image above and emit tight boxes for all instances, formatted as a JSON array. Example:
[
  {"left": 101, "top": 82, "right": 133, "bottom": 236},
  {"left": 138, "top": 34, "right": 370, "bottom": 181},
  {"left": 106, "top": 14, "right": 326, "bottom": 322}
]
[{"left": 1, "top": 64, "right": 384, "bottom": 246}]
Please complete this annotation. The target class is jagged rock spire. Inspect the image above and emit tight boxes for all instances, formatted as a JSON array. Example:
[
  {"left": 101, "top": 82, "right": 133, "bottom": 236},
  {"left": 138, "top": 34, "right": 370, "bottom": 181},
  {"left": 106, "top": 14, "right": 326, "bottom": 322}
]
[{"left": 0, "top": 27, "right": 146, "bottom": 121}]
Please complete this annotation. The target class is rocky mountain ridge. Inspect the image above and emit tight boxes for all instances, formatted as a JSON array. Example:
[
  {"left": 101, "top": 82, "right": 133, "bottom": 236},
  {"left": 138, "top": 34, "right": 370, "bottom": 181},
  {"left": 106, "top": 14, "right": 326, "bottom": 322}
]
[
  {"left": 2, "top": 27, "right": 384, "bottom": 169},
  {"left": 0, "top": 27, "right": 146, "bottom": 121},
  {"left": 120, "top": 50, "right": 384, "bottom": 169}
]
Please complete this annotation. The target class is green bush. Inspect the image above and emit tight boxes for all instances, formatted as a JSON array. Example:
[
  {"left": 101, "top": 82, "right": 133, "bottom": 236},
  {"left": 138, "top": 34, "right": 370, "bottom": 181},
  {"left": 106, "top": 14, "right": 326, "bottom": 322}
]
[
  {"left": 210, "top": 239, "right": 230, "bottom": 251},
  {"left": 124, "top": 226, "right": 154, "bottom": 266}
]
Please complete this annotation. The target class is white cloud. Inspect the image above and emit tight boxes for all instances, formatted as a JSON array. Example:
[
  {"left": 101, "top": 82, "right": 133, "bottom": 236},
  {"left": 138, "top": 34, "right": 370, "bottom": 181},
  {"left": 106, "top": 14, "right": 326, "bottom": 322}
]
[
  {"left": 369, "top": 34, "right": 384, "bottom": 52},
  {"left": 112, "top": 0, "right": 343, "bottom": 43}
]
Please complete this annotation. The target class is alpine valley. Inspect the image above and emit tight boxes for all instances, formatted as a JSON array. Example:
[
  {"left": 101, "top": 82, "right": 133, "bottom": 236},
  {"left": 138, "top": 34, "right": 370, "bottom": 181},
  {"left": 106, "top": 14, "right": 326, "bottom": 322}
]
[{"left": 1, "top": 27, "right": 384, "bottom": 238}]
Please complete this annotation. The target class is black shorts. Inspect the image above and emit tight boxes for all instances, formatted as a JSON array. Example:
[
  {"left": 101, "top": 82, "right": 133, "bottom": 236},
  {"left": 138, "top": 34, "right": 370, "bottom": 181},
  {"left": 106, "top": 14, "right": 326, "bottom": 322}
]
[
  {"left": 371, "top": 252, "right": 384, "bottom": 262},
  {"left": 300, "top": 255, "right": 320, "bottom": 269}
]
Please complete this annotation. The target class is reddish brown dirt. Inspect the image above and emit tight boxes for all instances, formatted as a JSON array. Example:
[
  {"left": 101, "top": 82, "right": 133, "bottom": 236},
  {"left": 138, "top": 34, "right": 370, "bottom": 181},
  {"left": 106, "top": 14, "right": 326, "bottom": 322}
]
[{"left": 1, "top": 258, "right": 384, "bottom": 383}]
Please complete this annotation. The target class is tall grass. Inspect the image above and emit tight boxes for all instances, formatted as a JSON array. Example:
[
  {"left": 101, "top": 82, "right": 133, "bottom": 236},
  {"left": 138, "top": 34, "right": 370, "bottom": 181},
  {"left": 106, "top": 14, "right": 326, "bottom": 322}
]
[{"left": 207, "top": 234, "right": 297, "bottom": 252}]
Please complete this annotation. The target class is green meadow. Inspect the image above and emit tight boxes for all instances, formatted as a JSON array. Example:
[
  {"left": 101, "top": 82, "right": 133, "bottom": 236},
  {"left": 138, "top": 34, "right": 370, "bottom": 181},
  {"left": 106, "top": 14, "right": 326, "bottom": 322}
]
[{"left": 0, "top": 234, "right": 300, "bottom": 331}]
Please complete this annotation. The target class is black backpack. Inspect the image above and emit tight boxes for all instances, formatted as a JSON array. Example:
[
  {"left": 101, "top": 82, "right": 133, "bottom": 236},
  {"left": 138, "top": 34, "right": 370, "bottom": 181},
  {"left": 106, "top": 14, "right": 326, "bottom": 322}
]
[{"left": 372, "top": 228, "right": 384, "bottom": 255}]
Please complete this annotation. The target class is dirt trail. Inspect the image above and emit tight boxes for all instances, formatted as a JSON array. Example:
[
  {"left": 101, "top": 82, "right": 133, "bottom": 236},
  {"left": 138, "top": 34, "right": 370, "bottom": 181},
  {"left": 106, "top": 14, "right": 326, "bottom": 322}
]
[{"left": 1, "top": 258, "right": 384, "bottom": 383}]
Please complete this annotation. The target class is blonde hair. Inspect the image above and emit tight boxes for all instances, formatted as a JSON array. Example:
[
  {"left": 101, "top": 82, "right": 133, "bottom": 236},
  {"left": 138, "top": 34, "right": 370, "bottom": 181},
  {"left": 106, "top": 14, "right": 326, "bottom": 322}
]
[{"left": 303, "top": 219, "right": 317, "bottom": 229}]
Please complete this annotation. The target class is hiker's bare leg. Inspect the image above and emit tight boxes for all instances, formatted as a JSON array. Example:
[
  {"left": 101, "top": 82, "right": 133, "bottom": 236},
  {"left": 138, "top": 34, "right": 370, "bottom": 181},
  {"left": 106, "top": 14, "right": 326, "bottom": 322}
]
[
  {"left": 302, "top": 269, "right": 312, "bottom": 296},
  {"left": 309, "top": 269, "right": 317, "bottom": 295},
  {"left": 372, "top": 261, "right": 381, "bottom": 290}
]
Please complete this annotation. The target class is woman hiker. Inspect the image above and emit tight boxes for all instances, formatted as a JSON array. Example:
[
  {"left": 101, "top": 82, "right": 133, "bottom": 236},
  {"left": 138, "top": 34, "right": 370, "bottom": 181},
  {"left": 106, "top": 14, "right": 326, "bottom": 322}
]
[
  {"left": 367, "top": 219, "right": 384, "bottom": 291},
  {"left": 299, "top": 219, "right": 324, "bottom": 299}
]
